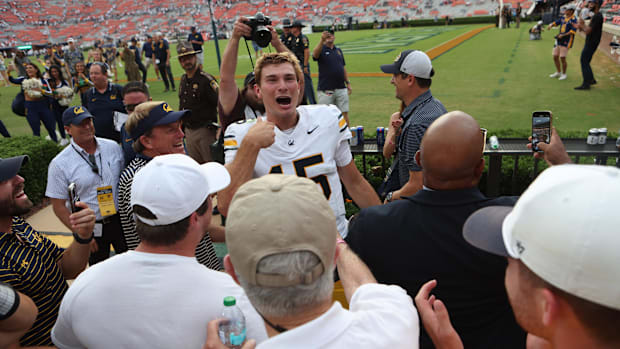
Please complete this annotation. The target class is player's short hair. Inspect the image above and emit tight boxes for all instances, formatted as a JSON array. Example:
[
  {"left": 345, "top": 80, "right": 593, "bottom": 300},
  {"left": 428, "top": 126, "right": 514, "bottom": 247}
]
[
  {"left": 517, "top": 260, "right": 620, "bottom": 343},
  {"left": 125, "top": 101, "right": 164, "bottom": 153},
  {"left": 254, "top": 52, "right": 303, "bottom": 86}
]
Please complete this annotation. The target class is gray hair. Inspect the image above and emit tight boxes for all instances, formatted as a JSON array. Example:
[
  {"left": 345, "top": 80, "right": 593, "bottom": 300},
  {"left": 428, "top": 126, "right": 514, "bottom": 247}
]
[{"left": 238, "top": 251, "right": 334, "bottom": 318}]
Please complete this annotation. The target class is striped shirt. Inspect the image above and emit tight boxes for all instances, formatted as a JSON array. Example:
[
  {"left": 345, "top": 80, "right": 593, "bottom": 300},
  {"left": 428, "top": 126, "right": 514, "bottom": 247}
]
[
  {"left": 46, "top": 137, "right": 124, "bottom": 220},
  {"left": 0, "top": 217, "right": 67, "bottom": 346},
  {"left": 397, "top": 89, "right": 447, "bottom": 186},
  {"left": 118, "top": 156, "right": 222, "bottom": 270}
]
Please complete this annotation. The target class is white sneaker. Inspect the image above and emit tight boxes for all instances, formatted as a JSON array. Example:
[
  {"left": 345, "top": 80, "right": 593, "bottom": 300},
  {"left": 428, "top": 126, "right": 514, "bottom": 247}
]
[
  {"left": 549, "top": 72, "right": 561, "bottom": 78},
  {"left": 559, "top": 74, "right": 567, "bottom": 80},
  {"left": 59, "top": 138, "right": 69, "bottom": 146}
]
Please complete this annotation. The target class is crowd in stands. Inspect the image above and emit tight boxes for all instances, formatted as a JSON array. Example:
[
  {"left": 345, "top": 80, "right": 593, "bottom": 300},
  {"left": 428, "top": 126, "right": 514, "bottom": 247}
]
[
  {"left": 0, "top": 0, "right": 508, "bottom": 47},
  {"left": 1, "top": 15, "right": 619, "bottom": 349}
]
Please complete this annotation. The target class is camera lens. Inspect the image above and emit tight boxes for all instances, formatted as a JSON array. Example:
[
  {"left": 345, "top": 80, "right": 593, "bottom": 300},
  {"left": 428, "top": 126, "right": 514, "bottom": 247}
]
[{"left": 254, "top": 26, "right": 272, "bottom": 47}]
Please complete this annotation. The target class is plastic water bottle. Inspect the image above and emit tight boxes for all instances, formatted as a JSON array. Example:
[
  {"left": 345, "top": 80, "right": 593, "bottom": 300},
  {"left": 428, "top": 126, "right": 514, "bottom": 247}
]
[
  {"left": 489, "top": 135, "right": 500, "bottom": 150},
  {"left": 218, "top": 296, "right": 246, "bottom": 348}
]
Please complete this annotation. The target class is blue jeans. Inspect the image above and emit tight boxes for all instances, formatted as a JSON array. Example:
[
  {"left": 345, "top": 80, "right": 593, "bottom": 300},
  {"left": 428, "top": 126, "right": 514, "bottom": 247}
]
[
  {"left": 24, "top": 100, "right": 58, "bottom": 142},
  {"left": 304, "top": 70, "right": 316, "bottom": 105},
  {"left": 580, "top": 45, "right": 597, "bottom": 85}
]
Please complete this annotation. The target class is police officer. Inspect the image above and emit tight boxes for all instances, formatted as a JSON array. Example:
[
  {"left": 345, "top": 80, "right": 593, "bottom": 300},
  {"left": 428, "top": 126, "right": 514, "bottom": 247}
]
[
  {"left": 286, "top": 20, "right": 316, "bottom": 104},
  {"left": 280, "top": 18, "right": 292, "bottom": 44},
  {"left": 177, "top": 42, "right": 219, "bottom": 164}
]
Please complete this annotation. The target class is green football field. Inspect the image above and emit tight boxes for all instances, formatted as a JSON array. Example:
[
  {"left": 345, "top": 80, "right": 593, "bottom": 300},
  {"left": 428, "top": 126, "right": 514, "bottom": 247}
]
[{"left": 1, "top": 23, "right": 619, "bottom": 138}]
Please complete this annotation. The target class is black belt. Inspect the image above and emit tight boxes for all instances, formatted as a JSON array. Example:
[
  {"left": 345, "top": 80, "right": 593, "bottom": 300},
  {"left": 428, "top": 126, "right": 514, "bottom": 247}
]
[{"left": 96, "top": 214, "right": 117, "bottom": 225}]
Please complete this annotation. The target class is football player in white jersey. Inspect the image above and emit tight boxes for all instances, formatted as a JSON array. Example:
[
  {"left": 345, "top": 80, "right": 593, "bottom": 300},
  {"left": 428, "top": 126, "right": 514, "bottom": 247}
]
[{"left": 219, "top": 52, "right": 380, "bottom": 238}]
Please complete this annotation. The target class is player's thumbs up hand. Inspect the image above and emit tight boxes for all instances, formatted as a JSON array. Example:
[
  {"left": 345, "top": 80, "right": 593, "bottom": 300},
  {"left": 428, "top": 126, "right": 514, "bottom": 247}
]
[{"left": 246, "top": 118, "right": 276, "bottom": 149}]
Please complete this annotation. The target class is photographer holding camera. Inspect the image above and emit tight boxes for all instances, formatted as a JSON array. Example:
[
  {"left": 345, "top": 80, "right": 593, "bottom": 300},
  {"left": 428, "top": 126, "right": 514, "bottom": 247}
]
[{"left": 218, "top": 15, "right": 291, "bottom": 132}]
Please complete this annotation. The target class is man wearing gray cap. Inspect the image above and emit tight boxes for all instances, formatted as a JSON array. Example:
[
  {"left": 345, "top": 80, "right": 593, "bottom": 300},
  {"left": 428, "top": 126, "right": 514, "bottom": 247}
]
[
  {"left": 52, "top": 154, "right": 268, "bottom": 348},
  {"left": 221, "top": 174, "right": 419, "bottom": 348},
  {"left": 46, "top": 106, "right": 126, "bottom": 265},
  {"left": 379, "top": 50, "right": 446, "bottom": 202},
  {"left": 0, "top": 155, "right": 95, "bottom": 346},
  {"left": 417, "top": 164, "right": 620, "bottom": 349}
]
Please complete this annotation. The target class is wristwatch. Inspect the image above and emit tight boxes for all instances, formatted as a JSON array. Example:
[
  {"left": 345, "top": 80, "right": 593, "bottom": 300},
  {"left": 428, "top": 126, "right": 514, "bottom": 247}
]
[
  {"left": 386, "top": 192, "right": 394, "bottom": 202},
  {"left": 73, "top": 231, "right": 94, "bottom": 244}
]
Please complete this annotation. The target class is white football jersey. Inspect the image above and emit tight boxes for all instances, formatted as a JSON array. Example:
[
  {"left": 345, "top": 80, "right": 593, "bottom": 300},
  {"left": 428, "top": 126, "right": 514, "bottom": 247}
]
[{"left": 224, "top": 105, "right": 352, "bottom": 237}]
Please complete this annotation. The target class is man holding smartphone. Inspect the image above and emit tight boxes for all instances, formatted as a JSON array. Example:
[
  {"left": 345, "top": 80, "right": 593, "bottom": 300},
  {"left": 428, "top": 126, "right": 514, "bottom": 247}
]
[
  {"left": 46, "top": 106, "right": 127, "bottom": 265},
  {"left": 0, "top": 155, "right": 95, "bottom": 346}
]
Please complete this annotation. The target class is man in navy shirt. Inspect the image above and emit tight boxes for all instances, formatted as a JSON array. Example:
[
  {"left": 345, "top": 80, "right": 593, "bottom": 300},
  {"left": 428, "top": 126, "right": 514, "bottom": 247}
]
[
  {"left": 141, "top": 35, "right": 160, "bottom": 81},
  {"left": 84, "top": 62, "right": 125, "bottom": 142},
  {"left": 153, "top": 32, "right": 175, "bottom": 92},
  {"left": 312, "top": 28, "right": 352, "bottom": 125},
  {"left": 188, "top": 26, "right": 205, "bottom": 69}
]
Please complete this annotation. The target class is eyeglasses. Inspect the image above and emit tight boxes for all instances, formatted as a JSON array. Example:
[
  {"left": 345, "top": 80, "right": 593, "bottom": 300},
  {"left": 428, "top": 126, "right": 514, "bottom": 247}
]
[
  {"left": 88, "top": 154, "right": 99, "bottom": 175},
  {"left": 124, "top": 103, "right": 140, "bottom": 113}
]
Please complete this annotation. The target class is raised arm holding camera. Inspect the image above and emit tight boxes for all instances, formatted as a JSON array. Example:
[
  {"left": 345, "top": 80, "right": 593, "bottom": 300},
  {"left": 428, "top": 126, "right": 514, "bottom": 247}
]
[{"left": 218, "top": 15, "right": 289, "bottom": 132}]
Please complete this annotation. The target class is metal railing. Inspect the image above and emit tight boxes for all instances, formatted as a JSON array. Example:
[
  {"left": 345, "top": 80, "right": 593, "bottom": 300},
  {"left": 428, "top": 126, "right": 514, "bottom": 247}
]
[{"left": 351, "top": 138, "right": 620, "bottom": 196}]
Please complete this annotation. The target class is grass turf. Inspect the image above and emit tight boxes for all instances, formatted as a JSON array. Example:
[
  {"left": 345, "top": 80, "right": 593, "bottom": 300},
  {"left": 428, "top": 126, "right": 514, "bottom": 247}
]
[{"left": 1, "top": 23, "right": 618, "bottom": 139}]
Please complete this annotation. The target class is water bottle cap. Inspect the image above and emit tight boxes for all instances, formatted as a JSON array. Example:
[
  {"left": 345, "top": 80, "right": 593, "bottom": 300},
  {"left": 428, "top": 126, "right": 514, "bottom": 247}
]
[{"left": 223, "top": 296, "right": 236, "bottom": 306}]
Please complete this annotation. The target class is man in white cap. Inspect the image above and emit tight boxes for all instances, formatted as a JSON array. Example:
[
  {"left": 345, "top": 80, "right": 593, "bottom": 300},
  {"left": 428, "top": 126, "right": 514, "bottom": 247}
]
[
  {"left": 379, "top": 50, "right": 446, "bottom": 202},
  {"left": 220, "top": 174, "right": 419, "bottom": 348},
  {"left": 52, "top": 154, "right": 268, "bottom": 349},
  {"left": 65, "top": 38, "right": 84, "bottom": 79},
  {"left": 416, "top": 164, "right": 620, "bottom": 349}
]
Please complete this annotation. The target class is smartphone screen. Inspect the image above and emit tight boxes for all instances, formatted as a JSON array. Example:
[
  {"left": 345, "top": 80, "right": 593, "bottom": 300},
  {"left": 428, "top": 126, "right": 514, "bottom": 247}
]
[{"left": 532, "top": 111, "right": 552, "bottom": 152}]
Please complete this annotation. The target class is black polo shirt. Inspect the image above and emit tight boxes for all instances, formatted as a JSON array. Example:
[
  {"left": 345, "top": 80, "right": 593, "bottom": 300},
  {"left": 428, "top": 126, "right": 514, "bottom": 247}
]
[
  {"left": 314, "top": 45, "right": 346, "bottom": 90},
  {"left": 85, "top": 83, "right": 124, "bottom": 142},
  {"left": 153, "top": 39, "right": 169, "bottom": 62},
  {"left": 188, "top": 32, "right": 204, "bottom": 52}
]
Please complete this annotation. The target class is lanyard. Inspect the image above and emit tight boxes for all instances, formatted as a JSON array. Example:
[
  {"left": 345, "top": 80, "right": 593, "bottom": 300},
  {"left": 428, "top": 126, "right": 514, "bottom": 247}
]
[{"left": 71, "top": 144, "right": 103, "bottom": 181}]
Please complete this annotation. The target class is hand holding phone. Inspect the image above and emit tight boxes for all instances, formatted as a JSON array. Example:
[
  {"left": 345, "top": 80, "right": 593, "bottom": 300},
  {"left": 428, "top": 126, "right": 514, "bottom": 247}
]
[
  {"left": 68, "top": 183, "right": 82, "bottom": 213},
  {"left": 532, "top": 111, "right": 552, "bottom": 152}
]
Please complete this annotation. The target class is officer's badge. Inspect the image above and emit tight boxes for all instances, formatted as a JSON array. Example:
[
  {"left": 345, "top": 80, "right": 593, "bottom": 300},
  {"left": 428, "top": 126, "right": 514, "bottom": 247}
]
[
  {"left": 210, "top": 80, "right": 219, "bottom": 92},
  {"left": 110, "top": 95, "right": 117, "bottom": 100},
  {"left": 193, "top": 83, "right": 198, "bottom": 89}
]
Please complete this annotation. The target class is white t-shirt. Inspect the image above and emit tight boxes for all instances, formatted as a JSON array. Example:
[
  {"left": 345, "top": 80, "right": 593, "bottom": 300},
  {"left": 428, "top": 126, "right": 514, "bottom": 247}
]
[
  {"left": 224, "top": 105, "right": 352, "bottom": 237},
  {"left": 257, "top": 283, "right": 419, "bottom": 348},
  {"left": 51, "top": 251, "right": 267, "bottom": 349}
]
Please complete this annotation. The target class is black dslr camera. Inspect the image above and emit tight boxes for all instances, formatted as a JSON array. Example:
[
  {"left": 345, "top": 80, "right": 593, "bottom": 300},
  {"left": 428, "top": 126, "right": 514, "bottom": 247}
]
[{"left": 244, "top": 12, "right": 272, "bottom": 48}]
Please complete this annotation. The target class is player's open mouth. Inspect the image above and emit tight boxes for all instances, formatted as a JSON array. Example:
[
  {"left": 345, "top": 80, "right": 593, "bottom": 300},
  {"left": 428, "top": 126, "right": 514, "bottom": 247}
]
[
  {"left": 14, "top": 190, "right": 26, "bottom": 199},
  {"left": 276, "top": 97, "right": 292, "bottom": 106},
  {"left": 173, "top": 142, "right": 184, "bottom": 149}
]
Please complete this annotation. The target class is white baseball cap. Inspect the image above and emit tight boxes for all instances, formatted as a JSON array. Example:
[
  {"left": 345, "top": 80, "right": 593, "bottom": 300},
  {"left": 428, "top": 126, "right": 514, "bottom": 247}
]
[
  {"left": 131, "top": 154, "right": 230, "bottom": 226},
  {"left": 380, "top": 50, "right": 433, "bottom": 79},
  {"left": 464, "top": 165, "right": 620, "bottom": 310}
]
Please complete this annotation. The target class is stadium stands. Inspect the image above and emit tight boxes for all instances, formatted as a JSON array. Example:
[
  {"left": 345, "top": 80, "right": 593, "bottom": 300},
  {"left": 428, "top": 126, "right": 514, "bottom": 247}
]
[{"left": 0, "top": 0, "right": 505, "bottom": 47}]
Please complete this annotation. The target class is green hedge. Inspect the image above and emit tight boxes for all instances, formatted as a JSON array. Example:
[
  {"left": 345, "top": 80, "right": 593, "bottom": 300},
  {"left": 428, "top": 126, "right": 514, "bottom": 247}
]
[{"left": 0, "top": 136, "right": 61, "bottom": 205}]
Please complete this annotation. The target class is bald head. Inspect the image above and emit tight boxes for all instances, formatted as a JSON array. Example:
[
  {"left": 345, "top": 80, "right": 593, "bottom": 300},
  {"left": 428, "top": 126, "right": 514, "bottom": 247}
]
[{"left": 419, "top": 111, "right": 485, "bottom": 189}]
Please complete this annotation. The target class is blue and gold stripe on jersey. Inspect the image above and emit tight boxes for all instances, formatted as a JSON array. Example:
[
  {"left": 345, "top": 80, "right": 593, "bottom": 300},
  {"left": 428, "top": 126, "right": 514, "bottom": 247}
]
[
  {"left": 338, "top": 114, "right": 348, "bottom": 133},
  {"left": 0, "top": 217, "right": 67, "bottom": 346}
]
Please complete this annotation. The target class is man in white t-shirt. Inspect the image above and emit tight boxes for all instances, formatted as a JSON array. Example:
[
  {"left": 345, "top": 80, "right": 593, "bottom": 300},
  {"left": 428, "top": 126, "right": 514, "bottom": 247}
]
[
  {"left": 219, "top": 51, "right": 380, "bottom": 238},
  {"left": 212, "top": 175, "right": 419, "bottom": 348},
  {"left": 51, "top": 154, "right": 268, "bottom": 349}
]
